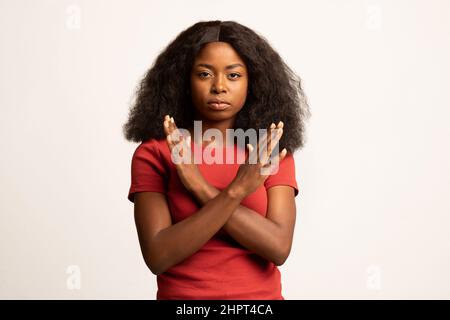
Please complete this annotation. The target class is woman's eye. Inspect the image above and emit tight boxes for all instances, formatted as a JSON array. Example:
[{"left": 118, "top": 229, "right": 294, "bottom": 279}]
[
  {"left": 198, "top": 72, "right": 210, "bottom": 78},
  {"left": 198, "top": 72, "right": 241, "bottom": 79}
]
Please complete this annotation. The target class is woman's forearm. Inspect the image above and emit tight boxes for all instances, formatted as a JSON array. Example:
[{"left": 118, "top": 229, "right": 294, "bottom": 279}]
[
  {"left": 191, "top": 184, "right": 287, "bottom": 265},
  {"left": 151, "top": 185, "right": 244, "bottom": 275}
]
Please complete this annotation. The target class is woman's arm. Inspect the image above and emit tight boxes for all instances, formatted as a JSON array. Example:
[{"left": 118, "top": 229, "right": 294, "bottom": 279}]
[
  {"left": 160, "top": 116, "right": 294, "bottom": 266},
  {"left": 134, "top": 185, "right": 245, "bottom": 276},
  {"left": 190, "top": 183, "right": 296, "bottom": 266}
]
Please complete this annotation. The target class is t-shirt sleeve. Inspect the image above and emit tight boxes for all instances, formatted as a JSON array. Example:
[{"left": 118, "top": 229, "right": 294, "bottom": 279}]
[
  {"left": 128, "top": 142, "right": 167, "bottom": 203},
  {"left": 264, "top": 152, "right": 299, "bottom": 197}
]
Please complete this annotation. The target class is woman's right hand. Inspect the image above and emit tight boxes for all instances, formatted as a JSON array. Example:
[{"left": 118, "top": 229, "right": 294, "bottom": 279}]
[{"left": 229, "top": 121, "right": 288, "bottom": 199}]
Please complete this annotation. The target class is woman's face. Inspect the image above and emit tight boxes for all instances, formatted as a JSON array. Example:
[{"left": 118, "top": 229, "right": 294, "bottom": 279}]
[{"left": 190, "top": 41, "right": 248, "bottom": 123}]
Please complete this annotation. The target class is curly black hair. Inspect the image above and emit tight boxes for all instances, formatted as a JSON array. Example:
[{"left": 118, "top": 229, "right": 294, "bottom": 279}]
[{"left": 123, "top": 20, "right": 311, "bottom": 153}]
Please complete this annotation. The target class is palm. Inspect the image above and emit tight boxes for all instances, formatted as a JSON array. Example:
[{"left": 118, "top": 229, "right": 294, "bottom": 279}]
[{"left": 163, "top": 115, "right": 206, "bottom": 192}]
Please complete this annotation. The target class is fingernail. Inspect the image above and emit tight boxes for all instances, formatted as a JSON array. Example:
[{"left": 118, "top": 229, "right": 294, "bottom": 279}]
[
  {"left": 279, "top": 121, "right": 284, "bottom": 128},
  {"left": 282, "top": 148, "right": 287, "bottom": 154},
  {"left": 170, "top": 117, "right": 174, "bottom": 123},
  {"left": 277, "top": 128, "right": 283, "bottom": 134},
  {"left": 270, "top": 123, "right": 276, "bottom": 129}
]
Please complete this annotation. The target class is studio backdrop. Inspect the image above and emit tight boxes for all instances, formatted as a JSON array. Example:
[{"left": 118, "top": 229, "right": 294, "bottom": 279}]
[{"left": 1, "top": 0, "right": 449, "bottom": 299}]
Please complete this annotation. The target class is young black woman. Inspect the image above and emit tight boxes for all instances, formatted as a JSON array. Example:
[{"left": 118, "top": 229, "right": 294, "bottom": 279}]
[{"left": 124, "top": 21, "right": 310, "bottom": 299}]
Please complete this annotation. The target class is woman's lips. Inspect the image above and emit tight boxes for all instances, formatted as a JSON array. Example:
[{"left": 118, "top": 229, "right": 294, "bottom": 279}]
[{"left": 207, "top": 102, "right": 230, "bottom": 111}]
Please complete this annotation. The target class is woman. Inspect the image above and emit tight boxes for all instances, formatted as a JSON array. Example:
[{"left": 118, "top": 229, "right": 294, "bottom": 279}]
[{"left": 123, "top": 20, "right": 310, "bottom": 300}]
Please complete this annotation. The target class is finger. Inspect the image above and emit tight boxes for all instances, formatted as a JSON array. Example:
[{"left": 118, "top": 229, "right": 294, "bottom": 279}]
[
  {"left": 267, "top": 122, "right": 280, "bottom": 158},
  {"left": 164, "top": 115, "right": 178, "bottom": 145},
  {"left": 165, "top": 121, "right": 183, "bottom": 152},
  {"left": 169, "top": 117, "right": 192, "bottom": 160},
  {"left": 267, "top": 127, "right": 283, "bottom": 160},
  {"left": 171, "top": 130, "right": 189, "bottom": 151},
  {"left": 166, "top": 132, "right": 174, "bottom": 152},
  {"left": 262, "top": 148, "right": 287, "bottom": 175},
  {"left": 171, "top": 116, "right": 178, "bottom": 131},
  {"left": 177, "top": 136, "right": 184, "bottom": 157},
  {"left": 261, "top": 127, "right": 283, "bottom": 165},
  {"left": 170, "top": 117, "right": 186, "bottom": 142},
  {"left": 166, "top": 128, "right": 182, "bottom": 145},
  {"left": 186, "top": 135, "right": 191, "bottom": 148},
  {"left": 258, "top": 121, "right": 283, "bottom": 160},
  {"left": 165, "top": 115, "right": 183, "bottom": 156},
  {"left": 163, "top": 115, "right": 170, "bottom": 136},
  {"left": 260, "top": 123, "right": 278, "bottom": 164},
  {"left": 164, "top": 116, "right": 174, "bottom": 137},
  {"left": 246, "top": 143, "right": 257, "bottom": 165},
  {"left": 168, "top": 120, "right": 182, "bottom": 144},
  {"left": 168, "top": 117, "right": 185, "bottom": 143},
  {"left": 246, "top": 143, "right": 253, "bottom": 160},
  {"left": 269, "top": 120, "right": 284, "bottom": 152},
  {"left": 169, "top": 116, "right": 175, "bottom": 134},
  {"left": 170, "top": 135, "right": 188, "bottom": 159},
  {"left": 257, "top": 128, "right": 270, "bottom": 163},
  {"left": 267, "top": 123, "right": 275, "bottom": 159},
  {"left": 275, "top": 147, "right": 288, "bottom": 163}
]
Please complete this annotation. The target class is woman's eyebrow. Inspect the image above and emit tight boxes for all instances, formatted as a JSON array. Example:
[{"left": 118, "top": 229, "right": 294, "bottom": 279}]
[{"left": 195, "top": 63, "right": 245, "bottom": 70}]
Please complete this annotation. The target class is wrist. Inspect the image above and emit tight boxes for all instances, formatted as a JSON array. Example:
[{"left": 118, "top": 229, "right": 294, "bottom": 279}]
[
  {"left": 225, "top": 184, "right": 246, "bottom": 201},
  {"left": 188, "top": 180, "right": 205, "bottom": 195},
  {"left": 189, "top": 180, "right": 215, "bottom": 204}
]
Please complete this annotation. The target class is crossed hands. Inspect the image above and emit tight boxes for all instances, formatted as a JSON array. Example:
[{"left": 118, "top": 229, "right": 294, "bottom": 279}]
[{"left": 163, "top": 115, "right": 287, "bottom": 199}]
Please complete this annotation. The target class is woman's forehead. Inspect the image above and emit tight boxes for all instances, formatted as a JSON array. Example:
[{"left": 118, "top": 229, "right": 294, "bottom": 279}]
[{"left": 194, "top": 42, "right": 246, "bottom": 67}]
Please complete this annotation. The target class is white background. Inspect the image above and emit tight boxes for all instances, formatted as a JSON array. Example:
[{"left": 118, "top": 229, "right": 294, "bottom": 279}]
[{"left": 1, "top": 0, "right": 449, "bottom": 299}]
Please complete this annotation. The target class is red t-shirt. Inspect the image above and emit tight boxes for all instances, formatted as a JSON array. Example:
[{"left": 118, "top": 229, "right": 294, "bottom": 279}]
[{"left": 128, "top": 137, "right": 299, "bottom": 300}]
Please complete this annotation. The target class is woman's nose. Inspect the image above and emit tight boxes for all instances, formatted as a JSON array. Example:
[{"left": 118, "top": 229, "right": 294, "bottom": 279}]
[{"left": 211, "top": 75, "right": 227, "bottom": 93}]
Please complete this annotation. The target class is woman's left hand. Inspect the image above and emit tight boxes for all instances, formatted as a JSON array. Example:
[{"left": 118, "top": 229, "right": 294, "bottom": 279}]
[{"left": 163, "top": 115, "right": 208, "bottom": 194}]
